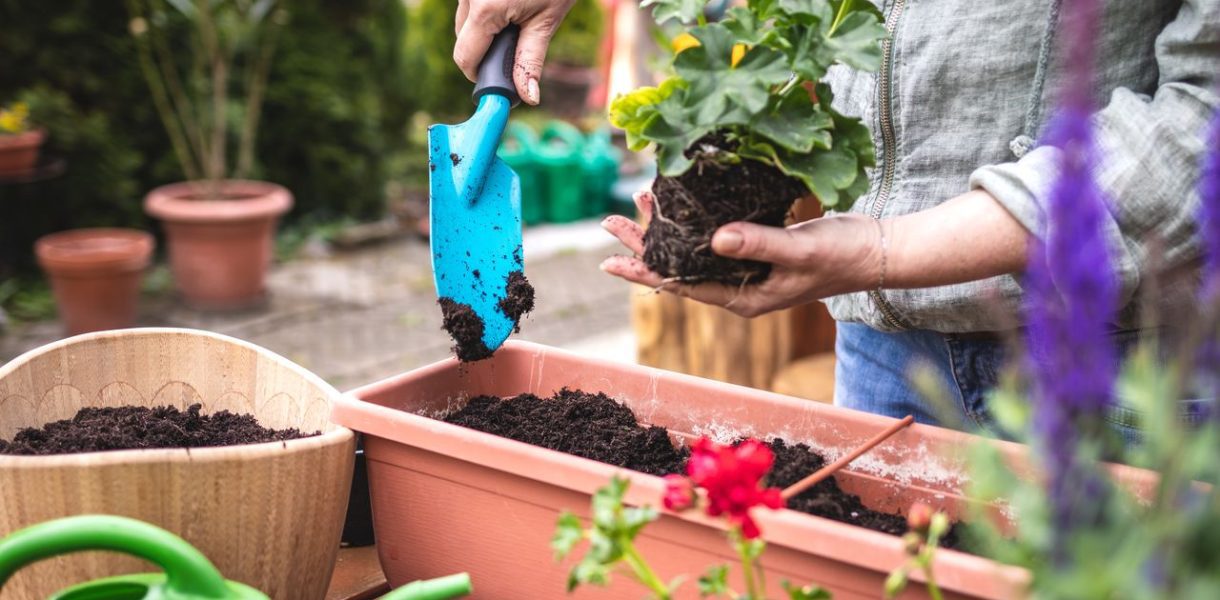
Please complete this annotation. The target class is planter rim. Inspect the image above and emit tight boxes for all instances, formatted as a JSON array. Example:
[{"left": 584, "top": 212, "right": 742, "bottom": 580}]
[
  {"left": 0, "top": 128, "right": 46, "bottom": 149},
  {"left": 0, "top": 327, "right": 354, "bottom": 467},
  {"left": 35, "top": 228, "right": 153, "bottom": 275},
  {"left": 337, "top": 340, "right": 1032, "bottom": 598},
  {"left": 144, "top": 180, "right": 292, "bottom": 224}
]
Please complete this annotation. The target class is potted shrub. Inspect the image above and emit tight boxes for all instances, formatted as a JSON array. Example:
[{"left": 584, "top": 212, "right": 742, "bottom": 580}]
[
  {"left": 35, "top": 228, "right": 154, "bottom": 335},
  {"left": 127, "top": 2, "right": 291, "bottom": 309},
  {"left": 0, "top": 101, "right": 46, "bottom": 175},
  {"left": 0, "top": 328, "right": 355, "bottom": 599},
  {"left": 333, "top": 340, "right": 1054, "bottom": 599},
  {"left": 609, "top": 0, "right": 882, "bottom": 284}
]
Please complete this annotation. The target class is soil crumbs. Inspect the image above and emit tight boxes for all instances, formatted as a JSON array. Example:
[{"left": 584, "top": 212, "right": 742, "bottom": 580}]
[
  {"left": 442, "top": 389, "right": 966, "bottom": 549},
  {"left": 439, "top": 269, "right": 535, "bottom": 362},
  {"left": 0, "top": 404, "right": 317, "bottom": 456}
]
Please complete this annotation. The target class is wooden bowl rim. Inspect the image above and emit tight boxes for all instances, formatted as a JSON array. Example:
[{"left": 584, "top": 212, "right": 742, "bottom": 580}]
[{"left": 0, "top": 327, "right": 354, "bottom": 467}]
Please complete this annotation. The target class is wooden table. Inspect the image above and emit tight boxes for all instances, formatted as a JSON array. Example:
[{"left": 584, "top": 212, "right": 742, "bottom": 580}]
[{"left": 325, "top": 546, "right": 389, "bottom": 600}]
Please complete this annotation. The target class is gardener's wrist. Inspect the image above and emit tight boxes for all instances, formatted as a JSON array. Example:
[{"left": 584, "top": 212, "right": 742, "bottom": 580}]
[{"left": 828, "top": 213, "right": 888, "bottom": 295}]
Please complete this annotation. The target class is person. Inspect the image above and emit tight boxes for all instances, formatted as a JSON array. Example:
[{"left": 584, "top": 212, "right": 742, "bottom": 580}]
[{"left": 453, "top": 0, "right": 1220, "bottom": 432}]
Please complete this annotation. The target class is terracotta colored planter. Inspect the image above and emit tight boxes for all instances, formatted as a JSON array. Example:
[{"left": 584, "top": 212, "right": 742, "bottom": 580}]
[
  {"left": 144, "top": 180, "right": 292, "bottom": 310},
  {"left": 0, "top": 328, "right": 355, "bottom": 600},
  {"left": 334, "top": 341, "right": 1035, "bottom": 600},
  {"left": 35, "top": 228, "right": 154, "bottom": 335},
  {"left": 0, "top": 129, "right": 46, "bottom": 174}
]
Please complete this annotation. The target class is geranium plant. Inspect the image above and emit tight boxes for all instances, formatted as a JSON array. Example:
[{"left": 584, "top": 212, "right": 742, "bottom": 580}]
[
  {"left": 0, "top": 102, "right": 32, "bottom": 136},
  {"left": 552, "top": 437, "right": 831, "bottom": 599},
  {"left": 609, "top": 0, "right": 884, "bottom": 284}
]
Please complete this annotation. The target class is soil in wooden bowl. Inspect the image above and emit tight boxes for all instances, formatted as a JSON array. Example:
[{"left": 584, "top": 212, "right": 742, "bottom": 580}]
[
  {"left": 0, "top": 403, "right": 317, "bottom": 456},
  {"left": 443, "top": 388, "right": 967, "bottom": 549},
  {"left": 439, "top": 269, "right": 536, "bottom": 362},
  {"left": 643, "top": 134, "right": 806, "bottom": 286}
]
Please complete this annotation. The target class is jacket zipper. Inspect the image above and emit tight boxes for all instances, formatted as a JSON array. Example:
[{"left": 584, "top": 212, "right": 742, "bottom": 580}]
[{"left": 867, "top": 0, "right": 910, "bottom": 331}]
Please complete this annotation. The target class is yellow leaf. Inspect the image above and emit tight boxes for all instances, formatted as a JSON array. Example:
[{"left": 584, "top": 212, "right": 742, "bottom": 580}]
[
  {"left": 672, "top": 32, "right": 700, "bottom": 54},
  {"left": 731, "top": 43, "right": 747, "bottom": 68}
]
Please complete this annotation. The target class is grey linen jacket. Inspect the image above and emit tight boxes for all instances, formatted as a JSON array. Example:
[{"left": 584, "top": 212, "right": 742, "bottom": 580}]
[{"left": 824, "top": 0, "right": 1220, "bottom": 333}]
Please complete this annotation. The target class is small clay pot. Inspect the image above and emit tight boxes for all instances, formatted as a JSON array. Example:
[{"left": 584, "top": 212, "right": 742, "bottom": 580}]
[
  {"left": 35, "top": 228, "right": 154, "bottom": 335},
  {"left": 144, "top": 180, "right": 292, "bottom": 310},
  {"left": 0, "top": 129, "right": 47, "bottom": 174}
]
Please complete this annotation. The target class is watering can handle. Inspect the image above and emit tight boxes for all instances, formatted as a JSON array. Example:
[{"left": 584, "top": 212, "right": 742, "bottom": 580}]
[
  {"left": 0, "top": 515, "right": 232, "bottom": 598},
  {"left": 473, "top": 24, "right": 521, "bottom": 107}
]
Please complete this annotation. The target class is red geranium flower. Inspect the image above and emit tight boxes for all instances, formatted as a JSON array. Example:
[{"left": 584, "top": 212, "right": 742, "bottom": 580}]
[
  {"left": 685, "top": 437, "right": 785, "bottom": 539},
  {"left": 662, "top": 474, "right": 695, "bottom": 510}
]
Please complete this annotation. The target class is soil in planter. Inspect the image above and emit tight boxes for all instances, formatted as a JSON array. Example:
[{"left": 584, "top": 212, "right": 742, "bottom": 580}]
[
  {"left": 643, "top": 134, "right": 807, "bottom": 285},
  {"left": 442, "top": 389, "right": 966, "bottom": 549},
  {"left": 439, "top": 269, "right": 535, "bottom": 362},
  {"left": 0, "top": 403, "right": 318, "bottom": 456}
]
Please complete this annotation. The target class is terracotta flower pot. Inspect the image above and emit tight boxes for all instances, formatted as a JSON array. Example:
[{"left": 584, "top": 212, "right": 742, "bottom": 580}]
[
  {"left": 144, "top": 180, "right": 292, "bottom": 310},
  {"left": 0, "top": 328, "right": 355, "bottom": 600},
  {"left": 35, "top": 228, "right": 154, "bottom": 336},
  {"left": 334, "top": 341, "right": 1036, "bottom": 599},
  {"left": 0, "top": 129, "right": 46, "bottom": 175}
]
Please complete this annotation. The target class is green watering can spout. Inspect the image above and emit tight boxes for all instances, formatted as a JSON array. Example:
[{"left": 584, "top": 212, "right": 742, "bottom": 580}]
[{"left": 0, "top": 515, "right": 471, "bottom": 600}]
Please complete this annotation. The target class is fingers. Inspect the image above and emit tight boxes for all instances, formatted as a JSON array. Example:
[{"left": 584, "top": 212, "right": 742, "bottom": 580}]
[
  {"left": 599, "top": 256, "right": 759, "bottom": 314},
  {"left": 455, "top": 0, "right": 470, "bottom": 36},
  {"left": 599, "top": 255, "right": 664, "bottom": 287},
  {"left": 514, "top": 19, "right": 559, "bottom": 105},
  {"left": 453, "top": 6, "right": 504, "bottom": 82},
  {"left": 601, "top": 215, "right": 645, "bottom": 255},
  {"left": 633, "top": 190, "right": 654, "bottom": 225},
  {"left": 711, "top": 222, "right": 810, "bottom": 267}
]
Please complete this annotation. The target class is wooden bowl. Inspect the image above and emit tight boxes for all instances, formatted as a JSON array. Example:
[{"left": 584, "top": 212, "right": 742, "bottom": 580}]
[{"left": 0, "top": 328, "right": 355, "bottom": 600}]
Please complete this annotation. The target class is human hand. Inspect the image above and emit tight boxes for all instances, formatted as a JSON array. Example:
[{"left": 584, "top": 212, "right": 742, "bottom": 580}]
[
  {"left": 454, "top": 0, "right": 578, "bottom": 105},
  {"left": 600, "top": 191, "right": 882, "bottom": 318}
]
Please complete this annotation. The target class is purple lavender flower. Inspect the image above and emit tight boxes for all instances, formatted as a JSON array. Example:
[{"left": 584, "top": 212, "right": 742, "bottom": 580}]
[
  {"left": 1022, "top": 0, "right": 1116, "bottom": 559},
  {"left": 1199, "top": 112, "right": 1220, "bottom": 298}
]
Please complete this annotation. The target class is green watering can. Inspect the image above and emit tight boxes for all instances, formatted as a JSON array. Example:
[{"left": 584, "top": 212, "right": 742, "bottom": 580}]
[{"left": 0, "top": 515, "right": 472, "bottom": 600}]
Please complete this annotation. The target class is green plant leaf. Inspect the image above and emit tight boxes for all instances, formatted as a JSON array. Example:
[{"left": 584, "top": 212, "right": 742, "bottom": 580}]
[
  {"left": 698, "top": 564, "right": 731, "bottom": 596},
  {"left": 783, "top": 580, "right": 833, "bottom": 600},
  {"left": 642, "top": 0, "right": 706, "bottom": 24},
  {"left": 568, "top": 559, "right": 611, "bottom": 591},
  {"left": 591, "top": 476, "right": 630, "bottom": 529},
  {"left": 824, "top": 11, "right": 886, "bottom": 71},
  {"left": 674, "top": 24, "right": 790, "bottom": 117},
  {"left": 751, "top": 92, "right": 833, "bottom": 153},
  {"left": 552, "top": 512, "right": 585, "bottom": 560},
  {"left": 623, "top": 505, "right": 660, "bottom": 538},
  {"left": 608, "top": 78, "right": 686, "bottom": 151}
]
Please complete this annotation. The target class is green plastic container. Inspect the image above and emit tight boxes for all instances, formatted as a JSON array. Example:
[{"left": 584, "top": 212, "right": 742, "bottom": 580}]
[
  {"left": 535, "top": 121, "right": 586, "bottom": 223},
  {"left": 0, "top": 515, "right": 473, "bottom": 600},
  {"left": 497, "top": 121, "right": 545, "bottom": 225},
  {"left": 579, "top": 128, "right": 621, "bottom": 218}
]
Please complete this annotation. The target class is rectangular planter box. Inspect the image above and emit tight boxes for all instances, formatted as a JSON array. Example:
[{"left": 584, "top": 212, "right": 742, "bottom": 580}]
[{"left": 334, "top": 341, "right": 1031, "bottom": 599}]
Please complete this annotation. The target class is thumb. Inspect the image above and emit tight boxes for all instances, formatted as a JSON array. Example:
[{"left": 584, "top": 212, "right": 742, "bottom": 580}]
[
  {"left": 711, "top": 223, "right": 808, "bottom": 266},
  {"left": 513, "top": 19, "right": 559, "bottom": 105}
]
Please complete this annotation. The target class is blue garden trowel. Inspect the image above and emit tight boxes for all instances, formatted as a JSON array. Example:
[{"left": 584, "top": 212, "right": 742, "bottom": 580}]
[{"left": 430, "top": 25, "right": 527, "bottom": 361}]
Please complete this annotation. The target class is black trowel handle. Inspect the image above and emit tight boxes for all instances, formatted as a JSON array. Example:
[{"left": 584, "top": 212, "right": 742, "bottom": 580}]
[{"left": 473, "top": 24, "right": 521, "bottom": 106}]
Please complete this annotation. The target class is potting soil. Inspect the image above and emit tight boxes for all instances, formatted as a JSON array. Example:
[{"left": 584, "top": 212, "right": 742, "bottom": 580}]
[
  {"left": 442, "top": 389, "right": 966, "bottom": 549},
  {"left": 0, "top": 403, "right": 317, "bottom": 455},
  {"left": 439, "top": 269, "right": 535, "bottom": 362},
  {"left": 643, "top": 133, "right": 806, "bottom": 285}
]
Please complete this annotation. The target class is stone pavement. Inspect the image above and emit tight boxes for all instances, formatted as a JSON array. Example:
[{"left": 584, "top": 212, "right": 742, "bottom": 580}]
[{"left": 0, "top": 219, "right": 639, "bottom": 391}]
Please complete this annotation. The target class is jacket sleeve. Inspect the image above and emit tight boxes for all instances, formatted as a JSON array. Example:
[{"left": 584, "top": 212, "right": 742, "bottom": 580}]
[{"left": 969, "top": 0, "right": 1220, "bottom": 306}]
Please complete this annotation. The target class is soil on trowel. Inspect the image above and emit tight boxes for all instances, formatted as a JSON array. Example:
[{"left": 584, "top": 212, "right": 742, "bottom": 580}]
[
  {"left": 643, "top": 133, "right": 807, "bottom": 285},
  {"left": 439, "top": 270, "right": 535, "bottom": 362},
  {"left": 441, "top": 389, "right": 967, "bottom": 549},
  {"left": 0, "top": 404, "right": 317, "bottom": 456}
]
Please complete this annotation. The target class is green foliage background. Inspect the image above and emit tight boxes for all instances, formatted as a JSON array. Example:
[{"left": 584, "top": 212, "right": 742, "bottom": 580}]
[{"left": 0, "top": 0, "right": 414, "bottom": 271}]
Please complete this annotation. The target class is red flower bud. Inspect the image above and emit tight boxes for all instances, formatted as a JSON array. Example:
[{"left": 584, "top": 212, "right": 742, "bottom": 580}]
[
  {"left": 907, "top": 502, "right": 934, "bottom": 534},
  {"left": 662, "top": 475, "right": 695, "bottom": 511}
]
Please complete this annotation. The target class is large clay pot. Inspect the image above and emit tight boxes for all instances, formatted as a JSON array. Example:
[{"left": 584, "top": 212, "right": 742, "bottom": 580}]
[
  {"left": 0, "top": 328, "right": 355, "bottom": 600},
  {"left": 336, "top": 342, "right": 1056, "bottom": 599},
  {"left": 0, "top": 129, "right": 46, "bottom": 175},
  {"left": 35, "top": 228, "right": 153, "bottom": 336},
  {"left": 144, "top": 180, "right": 292, "bottom": 310}
]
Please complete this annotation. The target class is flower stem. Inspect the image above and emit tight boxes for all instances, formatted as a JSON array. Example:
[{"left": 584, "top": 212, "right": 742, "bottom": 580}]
[
  {"left": 623, "top": 541, "right": 671, "bottom": 599},
  {"left": 923, "top": 566, "right": 944, "bottom": 600},
  {"left": 733, "top": 531, "right": 762, "bottom": 600},
  {"left": 829, "top": 0, "right": 854, "bottom": 36}
]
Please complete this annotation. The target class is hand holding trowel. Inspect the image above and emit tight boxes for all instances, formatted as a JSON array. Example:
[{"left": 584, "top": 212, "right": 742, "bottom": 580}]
[{"left": 430, "top": 25, "right": 535, "bottom": 362}]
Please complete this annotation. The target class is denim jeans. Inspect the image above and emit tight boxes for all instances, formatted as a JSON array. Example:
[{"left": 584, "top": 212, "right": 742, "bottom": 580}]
[{"left": 832, "top": 322, "right": 1211, "bottom": 445}]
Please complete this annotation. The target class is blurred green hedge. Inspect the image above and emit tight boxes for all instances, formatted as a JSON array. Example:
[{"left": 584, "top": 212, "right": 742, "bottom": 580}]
[{"left": 0, "top": 0, "right": 413, "bottom": 271}]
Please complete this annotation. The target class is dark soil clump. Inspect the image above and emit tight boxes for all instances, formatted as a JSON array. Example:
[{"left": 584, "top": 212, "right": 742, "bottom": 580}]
[
  {"left": 0, "top": 404, "right": 317, "bottom": 456},
  {"left": 442, "top": 389, "right": 966, "bottom": 549},
  {"left": 443, "top": 389, "right": 688, "bottom": 476},
  {"left": 439, "top": 297, "right": 493, "bottom": 362},
  {"left": 643, "top": 133, "right": 806, "bottom": 285},
  {"left": 498, "top": 271, "right": 535, "bottom": 332}
]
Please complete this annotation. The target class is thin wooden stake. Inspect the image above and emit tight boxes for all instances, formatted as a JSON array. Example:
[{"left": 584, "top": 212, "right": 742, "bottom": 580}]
[{"left": 781, "top": 414, "right": 915, "bottom": 500}]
